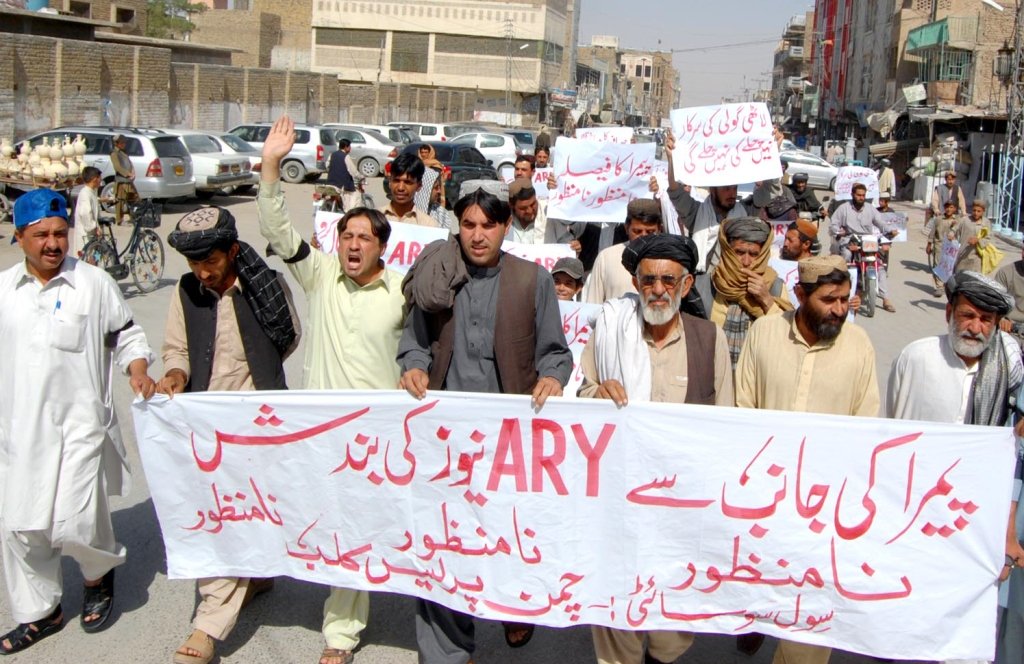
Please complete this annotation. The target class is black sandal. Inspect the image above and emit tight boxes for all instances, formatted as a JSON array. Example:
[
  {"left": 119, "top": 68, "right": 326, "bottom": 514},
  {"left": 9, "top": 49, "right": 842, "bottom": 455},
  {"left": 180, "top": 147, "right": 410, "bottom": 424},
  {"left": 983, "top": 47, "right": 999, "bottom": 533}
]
[
  {"left": 81, "top": 569, "right": 114, "bottom": 633},
  {"left": 502, "top": 621, "right": 535, "bottom": 649},
  {"left": 0, "top": 604, "right": 64, "bottom": 655}
]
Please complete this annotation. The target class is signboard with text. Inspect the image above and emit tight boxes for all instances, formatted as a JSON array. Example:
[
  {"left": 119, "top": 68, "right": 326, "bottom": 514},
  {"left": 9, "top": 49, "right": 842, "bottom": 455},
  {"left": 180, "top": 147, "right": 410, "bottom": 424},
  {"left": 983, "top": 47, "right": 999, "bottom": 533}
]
[
  {"left": 546, "top": 137, "right": 657, "bottom": 223},
  {"left": 134, "top": 391, "right": 1012, "bottom": 660},
  {"left": 669, "top": 102, "right": 783, "bottom": 186}
]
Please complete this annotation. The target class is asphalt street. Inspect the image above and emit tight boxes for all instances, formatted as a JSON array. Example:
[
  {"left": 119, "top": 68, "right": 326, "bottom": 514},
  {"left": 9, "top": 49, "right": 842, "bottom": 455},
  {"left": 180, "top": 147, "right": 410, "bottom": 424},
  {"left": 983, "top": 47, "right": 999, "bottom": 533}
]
[{"left": 0, "top": 179, "right": 1004, "bottom": 663}]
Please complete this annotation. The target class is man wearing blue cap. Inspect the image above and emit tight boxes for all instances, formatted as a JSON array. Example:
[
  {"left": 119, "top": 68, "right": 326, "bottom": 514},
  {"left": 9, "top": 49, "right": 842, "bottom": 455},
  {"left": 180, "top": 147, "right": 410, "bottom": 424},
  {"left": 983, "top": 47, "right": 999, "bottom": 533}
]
[{"left": 0, "top": 188, "right": 156, "bottom": 654}]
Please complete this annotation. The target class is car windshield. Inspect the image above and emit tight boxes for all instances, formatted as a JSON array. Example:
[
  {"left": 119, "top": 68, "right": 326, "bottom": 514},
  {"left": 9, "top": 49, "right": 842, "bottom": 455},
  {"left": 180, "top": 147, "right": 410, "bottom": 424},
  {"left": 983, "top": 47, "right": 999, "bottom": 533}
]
[
  {"left": 181, "top": 134, "right": 221, "bottom": 153},
  {"left": 219, "top": 134, "right": 258, "bottom": 153},
  {"left": 362, "top": 129, "right": 392, "bottom": 143},
  {"left": 153, "top": 136, "right": 189, "bottom": 158},
  {"left": 425, "top": 144, "right": 454, "bottom": 161}
]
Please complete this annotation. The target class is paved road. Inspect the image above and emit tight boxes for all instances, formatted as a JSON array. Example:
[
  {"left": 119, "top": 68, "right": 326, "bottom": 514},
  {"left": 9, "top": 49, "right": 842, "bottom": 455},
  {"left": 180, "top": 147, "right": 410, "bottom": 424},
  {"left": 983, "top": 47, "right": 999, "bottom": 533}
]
[{"left": 0, "top": 181, "right": 1001, "bottom": 663}]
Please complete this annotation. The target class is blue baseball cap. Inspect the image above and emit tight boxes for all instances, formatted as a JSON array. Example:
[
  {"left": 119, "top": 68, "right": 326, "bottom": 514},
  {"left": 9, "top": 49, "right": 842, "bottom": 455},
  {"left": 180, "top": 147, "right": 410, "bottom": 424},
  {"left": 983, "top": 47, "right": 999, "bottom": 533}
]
[{"left": 14, "top": 189, "right": 68, "bottom": 230}]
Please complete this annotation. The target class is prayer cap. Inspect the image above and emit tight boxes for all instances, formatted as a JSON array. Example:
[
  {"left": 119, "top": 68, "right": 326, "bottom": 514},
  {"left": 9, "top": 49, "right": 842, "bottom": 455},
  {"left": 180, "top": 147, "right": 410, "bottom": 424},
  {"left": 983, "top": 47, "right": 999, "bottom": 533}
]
[
  {"left": 879, "top": 192, "right": 891, "bottom": 200},
  {"left": 945, "top": 271, "right": 1013, "bottom": 316},
  {"left": 551, "top": 257, "right": 584, "bottom": 280},
  {"left": 724, "top": 216, "right": 771, "bottom": 246},
  {"left": 167, "top": 206, "right": 239, "bottom": 260},
  {"left": 621, "top": 233, "right": 698, "bottom": 275},
  {"left": 459, "top": 179, "right": 508, "bottom": 201},
  {"left": 791, "top": 172, "right": 809, "bottom": 183},
  {"left": 797, "top": 254, "right": 848, "bottom": 284},
  {"left": 508, "top": 178, "right": 536, "bottom": 200},
  {"left": 626, "top": 198, "right": 661, "bottom": 219},
  {"left": 792, "top": 218, "right": 818, "bottom": 240},
  {"left": 14, "top": 188, "right": 67, "bottom": 229}
]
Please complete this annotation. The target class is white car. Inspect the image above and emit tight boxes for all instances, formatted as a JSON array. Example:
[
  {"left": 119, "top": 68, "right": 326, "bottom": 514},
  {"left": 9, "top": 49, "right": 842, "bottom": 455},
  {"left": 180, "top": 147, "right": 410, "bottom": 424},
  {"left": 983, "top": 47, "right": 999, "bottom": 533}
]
[
  {"left": 324, "top": 126, "right": 400, "bottom": 178},
  {"left": 209, "top": 132, "right": 262, "bottom": 194},
  {"left": 450, "top": 132, "right": 519, "bottom": 172},
  {"left": 782, "top": 149, "right": 839, "bottom": 191},
  {"left": 163, "top": 130, "right": 252, "bottom": 199}
]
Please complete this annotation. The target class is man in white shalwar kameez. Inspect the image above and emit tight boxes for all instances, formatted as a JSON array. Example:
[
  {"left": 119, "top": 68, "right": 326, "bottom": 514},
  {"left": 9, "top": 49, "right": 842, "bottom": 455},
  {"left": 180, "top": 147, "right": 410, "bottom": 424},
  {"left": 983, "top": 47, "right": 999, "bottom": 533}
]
[
  {"left": 0, "top": 188, "right": 156, "bottom": 654},
  {"left": 888, "top": 271, "right": 1024, "bottom": 664}
]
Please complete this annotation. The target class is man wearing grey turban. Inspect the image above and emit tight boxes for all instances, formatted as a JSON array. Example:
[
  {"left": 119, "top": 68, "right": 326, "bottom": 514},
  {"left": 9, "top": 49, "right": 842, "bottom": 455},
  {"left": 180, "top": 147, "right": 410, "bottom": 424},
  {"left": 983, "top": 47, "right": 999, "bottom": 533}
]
[{"left": 888, "top": 272, "right": 1024, "bottom": 663}]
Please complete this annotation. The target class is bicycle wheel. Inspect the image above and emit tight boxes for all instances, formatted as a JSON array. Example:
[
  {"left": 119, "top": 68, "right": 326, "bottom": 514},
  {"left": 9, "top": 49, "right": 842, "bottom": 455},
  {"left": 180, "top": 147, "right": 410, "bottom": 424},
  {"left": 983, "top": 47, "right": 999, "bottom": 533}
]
[
  {"left": 130, "top": 229, "right": 165, "bottom": 293},
  {"left": 81, "top": 238, "right": 118, "bottom": 271}
]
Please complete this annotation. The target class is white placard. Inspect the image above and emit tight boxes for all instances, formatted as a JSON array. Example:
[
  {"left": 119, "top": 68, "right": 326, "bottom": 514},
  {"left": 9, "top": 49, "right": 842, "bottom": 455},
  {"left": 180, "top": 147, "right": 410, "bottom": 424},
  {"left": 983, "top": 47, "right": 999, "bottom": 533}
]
[
  {"left": 880, "top": 211, "right": 908, "bottom": 242},
  {"left": 575, "top": 127, "right": 635, "bottom": 145},
  {"left": 558, "top": 300, "right": 600, "bottom": 396},
  {"left": 134, "top": 391, "right": 1013, "bottom": 661},
  {"left": 933, "top": 238, "right": 961, "bottom": 283},
  {"left": 834, "top": 167, "right": 880, "bottom": 202},
  {"left": 546, "top": 137, "right": 657, "bottom": 223},
  {"left": 500, "top": 241, "right": 575, "bottom": 272},
  {"left": 669, "top": 102, "right": 782, "bottom": 186},
  {"left": 532, "top": 167, "right": 553, "bottom": 200}
]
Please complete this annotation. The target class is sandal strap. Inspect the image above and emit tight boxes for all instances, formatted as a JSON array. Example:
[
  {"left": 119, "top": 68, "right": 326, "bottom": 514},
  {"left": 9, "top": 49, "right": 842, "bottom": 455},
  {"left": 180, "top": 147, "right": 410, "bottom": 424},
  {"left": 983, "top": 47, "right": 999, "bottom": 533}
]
[{"left": 0, "top": 607, "right": 63, "bottom": 654}]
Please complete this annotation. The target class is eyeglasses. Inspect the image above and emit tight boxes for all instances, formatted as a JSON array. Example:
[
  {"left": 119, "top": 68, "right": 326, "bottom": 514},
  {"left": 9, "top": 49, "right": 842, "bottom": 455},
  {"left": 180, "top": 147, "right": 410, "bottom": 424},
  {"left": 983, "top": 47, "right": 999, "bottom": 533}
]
[{"left": 638, "top": 274, "right": 681, "bottom": 288}]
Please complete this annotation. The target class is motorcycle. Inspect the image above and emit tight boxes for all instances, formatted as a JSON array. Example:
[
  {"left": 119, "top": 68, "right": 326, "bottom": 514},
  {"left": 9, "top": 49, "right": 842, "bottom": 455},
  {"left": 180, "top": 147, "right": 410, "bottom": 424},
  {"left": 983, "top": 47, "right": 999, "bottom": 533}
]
[{"left": 844, "top": 232, "right": 886, "bottom": 318}]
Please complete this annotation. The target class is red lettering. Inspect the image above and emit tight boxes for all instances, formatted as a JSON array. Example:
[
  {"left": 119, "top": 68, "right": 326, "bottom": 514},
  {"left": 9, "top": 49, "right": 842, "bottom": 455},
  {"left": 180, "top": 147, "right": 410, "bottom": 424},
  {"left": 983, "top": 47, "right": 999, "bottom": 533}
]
[
  {"left": 531, "top": 419, "right": 568, "bottom": 495},
  {"left": 572, "top": 423, "right": 615, "bottom": 497},
  {"left": 544, "top": 257, "right": 557, "bottom": 271},
  {"left": 408, "top": 241, "right": 423, "bottom": 263},
  {"left": 486, "top": 418, "right": 528, "bottom": 492},
  {"left": 386, "top": 241, "right": 406, "bottom": 265}
]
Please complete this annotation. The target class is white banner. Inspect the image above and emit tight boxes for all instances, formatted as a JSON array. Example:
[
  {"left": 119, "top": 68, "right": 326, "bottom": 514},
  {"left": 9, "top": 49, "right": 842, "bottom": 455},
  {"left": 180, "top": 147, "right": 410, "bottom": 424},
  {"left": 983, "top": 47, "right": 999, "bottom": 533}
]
[
  {"left": 576, "top": 127, "right": 635, "bottom": 145},
  {"left": 880, "top": 211, "right": 909, "bottom": 242},
  {"left": 934, "top": 238, "right": 961, "bottom": 283},
  {"left": 834, "top": 167, "right": 880, "bottom": 202},
  {"left": 315, "top": 215, "right": 449, "bottom": 272},
  {"left": 501, "top": 241, "right": 575, "bottom": 272},
  {"left": 134, "top": 392, "right": 1013, "bottom": 660},
  {"left": 558, "top": 300, "right": 600, "bottom": 396},
  {"left": 530, "top": 168, "right": 554, "bottom": 199},
  {"left": 546, "top": 137, "right": 657, "bottom": 223},
  {"left": 669, "top": 102, "right": 782, "bottom": 186}
]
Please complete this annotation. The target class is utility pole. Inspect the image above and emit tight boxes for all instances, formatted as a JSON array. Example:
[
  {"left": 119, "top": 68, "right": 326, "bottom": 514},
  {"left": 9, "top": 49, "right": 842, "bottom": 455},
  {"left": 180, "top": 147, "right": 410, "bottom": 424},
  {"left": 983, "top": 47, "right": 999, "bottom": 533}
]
[
  {"left": 997, "top": 1, "right": 1024, "bottom": 236},
  {"left": 505, "top": 18, "right": 514, "bottom": 126}
]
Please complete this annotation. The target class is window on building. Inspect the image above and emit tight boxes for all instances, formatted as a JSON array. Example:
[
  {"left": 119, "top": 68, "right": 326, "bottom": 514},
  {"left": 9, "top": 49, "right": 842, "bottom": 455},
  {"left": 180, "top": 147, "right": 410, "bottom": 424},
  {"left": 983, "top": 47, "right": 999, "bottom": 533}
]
[
  {"left": 391, "top": 32, "right": 429, "bottom": 73},
  {"left": 620, "top": 63, "right": 625, "bottom": 74},
  {"left": 644, "top": 65, "right": 651, "bottom": 77},
  {"left": 67, "top": 1, "right": 90, "bottom": 17},
  {"left": 635, "top": 64, "right": 642, "bottom": 77},
  {"left": 114, "top": 6, "right": 135, "bottom": 23},
  {"left": 643, "top": 82, "right": 651, "bottom": 92}
]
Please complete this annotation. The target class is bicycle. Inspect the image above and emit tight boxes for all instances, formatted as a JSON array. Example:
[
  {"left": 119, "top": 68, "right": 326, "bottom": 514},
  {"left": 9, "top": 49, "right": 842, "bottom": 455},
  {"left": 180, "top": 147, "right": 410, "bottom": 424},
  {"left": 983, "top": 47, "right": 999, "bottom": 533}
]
[{"left": 81, "top": 199, "right": 165, "bottom": 293}]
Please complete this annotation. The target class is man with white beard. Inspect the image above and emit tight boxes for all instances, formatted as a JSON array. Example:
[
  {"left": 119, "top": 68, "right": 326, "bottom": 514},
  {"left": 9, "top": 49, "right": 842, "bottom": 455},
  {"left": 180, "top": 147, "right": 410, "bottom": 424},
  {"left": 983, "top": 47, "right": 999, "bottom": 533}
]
[
  {"left": 578, "top": 234, "right": 732, "bottom": 663},
  {"left": 887, "top": 271, "right": 1024, "bottom": 664}
]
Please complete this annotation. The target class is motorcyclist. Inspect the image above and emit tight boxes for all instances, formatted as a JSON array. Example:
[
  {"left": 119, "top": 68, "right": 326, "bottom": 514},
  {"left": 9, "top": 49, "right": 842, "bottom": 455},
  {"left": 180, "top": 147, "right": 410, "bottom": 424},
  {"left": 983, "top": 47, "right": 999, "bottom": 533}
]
[
  {"left": 787, "top": 173, "right": 825, "bottom": 218},
  {"left": 830, "top": 182, "right": 899, "bottom": 312}
]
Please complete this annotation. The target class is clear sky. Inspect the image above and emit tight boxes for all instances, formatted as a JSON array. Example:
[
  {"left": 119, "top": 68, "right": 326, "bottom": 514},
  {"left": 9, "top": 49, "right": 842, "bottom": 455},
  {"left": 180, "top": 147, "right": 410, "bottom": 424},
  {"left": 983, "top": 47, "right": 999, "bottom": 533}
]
[{"left": 576, "top": 0, "right": 816, "bottom": 107}]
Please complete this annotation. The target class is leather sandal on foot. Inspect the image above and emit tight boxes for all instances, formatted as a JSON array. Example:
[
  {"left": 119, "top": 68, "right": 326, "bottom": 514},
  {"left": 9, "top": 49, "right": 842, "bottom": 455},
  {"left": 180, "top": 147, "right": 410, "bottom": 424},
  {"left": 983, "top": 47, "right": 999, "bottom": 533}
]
[
  {"left": 0, "top": 604, "right": 64, "bottom": 655},
  {"left": 319, "top": 646, "right": 354, "bottom": 664},
  {"left": 173, "top": 630, "right": 215, "bottom": 664},
  {"left": 81, "top": 568, "right": 115, "bottom": 633},
  {"left": 503, "top": 621, "right": 535, "bottom": 648}
]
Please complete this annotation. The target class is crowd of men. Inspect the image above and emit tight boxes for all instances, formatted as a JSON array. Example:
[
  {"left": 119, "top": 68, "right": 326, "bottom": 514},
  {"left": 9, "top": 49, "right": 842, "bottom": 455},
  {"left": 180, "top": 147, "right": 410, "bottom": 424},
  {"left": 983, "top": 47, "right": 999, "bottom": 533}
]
[{"left": 0, "top": 114, "right": 1022, "bottom": 664}]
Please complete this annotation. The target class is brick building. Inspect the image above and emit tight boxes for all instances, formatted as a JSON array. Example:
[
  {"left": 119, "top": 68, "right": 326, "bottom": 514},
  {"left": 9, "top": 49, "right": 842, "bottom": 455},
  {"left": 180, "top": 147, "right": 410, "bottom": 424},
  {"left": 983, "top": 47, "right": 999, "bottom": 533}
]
[{"left": 190, "top": 0, "right": 313, "bottom": 69}]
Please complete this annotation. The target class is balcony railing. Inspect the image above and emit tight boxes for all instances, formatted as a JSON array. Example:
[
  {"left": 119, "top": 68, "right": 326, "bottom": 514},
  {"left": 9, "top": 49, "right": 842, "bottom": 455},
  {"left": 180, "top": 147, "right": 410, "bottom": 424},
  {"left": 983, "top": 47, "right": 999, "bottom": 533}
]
[{"left": 774, "top": 46, "right": 806, "bottom": 66}]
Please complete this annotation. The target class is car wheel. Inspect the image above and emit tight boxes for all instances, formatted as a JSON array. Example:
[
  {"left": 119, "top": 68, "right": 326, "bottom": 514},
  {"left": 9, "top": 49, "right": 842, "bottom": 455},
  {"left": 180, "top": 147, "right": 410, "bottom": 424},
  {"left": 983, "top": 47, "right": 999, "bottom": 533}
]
[
  {"left": 828, "top": 177, "right": 836, "bottom": 192},
  {"left": 358, "top": 157, "right": 380, "bottom": 178},
  {"left": 196, "top": 190, "right": 216, "bottom": 200},
  {"left": 281, "top": 160, "right": 306, "bottom": 183},
  {"left": 100, "top": 179, "right": 116, "bottom": 213}
]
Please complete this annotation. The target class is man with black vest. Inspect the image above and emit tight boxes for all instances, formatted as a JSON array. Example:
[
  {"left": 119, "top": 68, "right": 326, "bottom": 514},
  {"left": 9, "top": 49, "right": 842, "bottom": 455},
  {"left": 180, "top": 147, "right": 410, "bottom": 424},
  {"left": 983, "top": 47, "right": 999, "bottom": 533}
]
[
  {"left": 579, "top": 233, "right": 732, "bottom": 664},
  {"left": 397, "top": 180, "right": 573, "bottom": 664},
  {"left": 159, "top": 206, "right": 300, "bottom": 664},
  {"left": 327, "top": 138, "right": 364, "bottom": 211}
]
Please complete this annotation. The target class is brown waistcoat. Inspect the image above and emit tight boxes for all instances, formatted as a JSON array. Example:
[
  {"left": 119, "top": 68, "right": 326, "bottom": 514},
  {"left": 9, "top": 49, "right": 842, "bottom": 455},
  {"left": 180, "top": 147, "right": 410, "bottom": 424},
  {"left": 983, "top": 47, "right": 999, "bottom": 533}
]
[
  {"left": 426, "top": 254, "right": 539, "bottom": 394},
  {"left": 680, "top": 312, "right": 718, "bottom": 405}
]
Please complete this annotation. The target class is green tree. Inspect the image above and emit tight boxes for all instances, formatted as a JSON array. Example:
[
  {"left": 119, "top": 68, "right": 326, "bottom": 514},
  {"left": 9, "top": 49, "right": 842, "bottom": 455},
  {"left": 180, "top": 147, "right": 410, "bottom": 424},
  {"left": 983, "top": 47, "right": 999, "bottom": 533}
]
[{"left": 145, "top": 0, "right": 208, "bottom": 40}]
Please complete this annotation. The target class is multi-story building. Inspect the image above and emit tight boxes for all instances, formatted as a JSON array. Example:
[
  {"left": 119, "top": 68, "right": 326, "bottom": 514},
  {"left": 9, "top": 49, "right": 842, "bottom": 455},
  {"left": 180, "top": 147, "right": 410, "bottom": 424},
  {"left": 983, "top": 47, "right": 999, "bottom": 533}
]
[
  {"left": 576, "top": 35, "right": 624, "bottom": 123},
  {"left": 309, "top": 0, "right": 572, "bottom": 125},
  {"left": 618, "top": 49, "right": 675, "bottom": 128},
  {"left": 190, "top": 0, "right": 312, "bottom": 69},
  {"left": 770, "top": 12, "right": 813, "bottom": 135},
  {"left": 811, "top": 0, "right": 1012, "bottom": 140}
]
